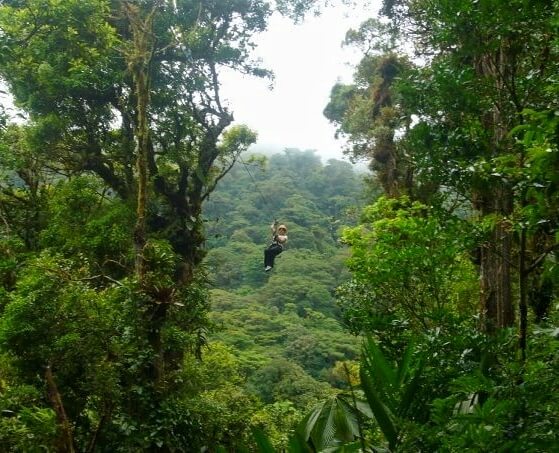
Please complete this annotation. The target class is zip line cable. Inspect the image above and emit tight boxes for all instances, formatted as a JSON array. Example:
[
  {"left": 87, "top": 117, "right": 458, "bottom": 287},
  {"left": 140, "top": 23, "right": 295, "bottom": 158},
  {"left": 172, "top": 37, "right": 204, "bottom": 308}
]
[
  {"left": 166, "top": 21, "right": 280, "bottom": 234},
  {"left": 238, "top": 155, "right": 275, "bottom": 220},
  {"left": 168, "top": 29, "right": 274, "bottom": 218}
]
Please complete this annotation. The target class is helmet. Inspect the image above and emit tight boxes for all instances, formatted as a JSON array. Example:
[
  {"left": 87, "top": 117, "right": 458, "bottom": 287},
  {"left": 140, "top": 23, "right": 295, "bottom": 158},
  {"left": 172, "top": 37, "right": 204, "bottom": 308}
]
[{"left": 277, "top": 224, "right": 287, "bottom": 232}]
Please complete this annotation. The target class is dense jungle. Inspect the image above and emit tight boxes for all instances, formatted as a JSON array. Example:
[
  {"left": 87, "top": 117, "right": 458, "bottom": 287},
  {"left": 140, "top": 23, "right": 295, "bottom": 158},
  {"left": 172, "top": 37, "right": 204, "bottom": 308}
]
[{"left": 1, "top": 0, "right": 559, "bottom": 452}]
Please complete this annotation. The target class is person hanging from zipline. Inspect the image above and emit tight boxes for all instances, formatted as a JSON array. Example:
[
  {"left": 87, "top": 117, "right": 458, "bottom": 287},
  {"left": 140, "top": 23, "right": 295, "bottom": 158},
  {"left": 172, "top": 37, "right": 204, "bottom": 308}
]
[{"left": 264, "top": 220, "right": 288, "bottom": 272}]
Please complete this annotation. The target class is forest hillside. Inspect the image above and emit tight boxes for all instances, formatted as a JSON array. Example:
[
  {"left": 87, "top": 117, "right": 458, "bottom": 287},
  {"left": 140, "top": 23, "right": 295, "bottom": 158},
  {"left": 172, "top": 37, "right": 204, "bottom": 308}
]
[{"left": 204, "top": 149, "right": 365, "bottom": 396}]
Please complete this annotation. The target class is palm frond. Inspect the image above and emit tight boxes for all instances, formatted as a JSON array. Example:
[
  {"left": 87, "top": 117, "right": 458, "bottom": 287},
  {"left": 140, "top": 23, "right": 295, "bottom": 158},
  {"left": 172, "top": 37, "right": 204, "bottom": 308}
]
[
  {"left": 399, "top": 357, "right": 425, "bottom": 418},
  {"left": 335, "top": 397, "right": 361, "bottom": 440},
  {"left": 302, "top": 400, "right": 327, "bottom": 441},
  {"left": 301, "top": 395, "right": 364, "bottom": 451}
]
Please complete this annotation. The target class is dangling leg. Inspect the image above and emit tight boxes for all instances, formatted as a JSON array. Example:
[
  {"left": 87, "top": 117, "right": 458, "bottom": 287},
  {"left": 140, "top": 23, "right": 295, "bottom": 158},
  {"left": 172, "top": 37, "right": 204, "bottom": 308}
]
[
  {"left": 264, "top": 244, "right": 283, "bottom": 271},
  {"left": 264, "top": 246, "right": 273, "bottom": 269}
]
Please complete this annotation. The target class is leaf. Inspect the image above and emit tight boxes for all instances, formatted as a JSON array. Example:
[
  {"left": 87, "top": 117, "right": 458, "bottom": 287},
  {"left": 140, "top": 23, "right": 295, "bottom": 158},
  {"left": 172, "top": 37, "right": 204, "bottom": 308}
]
[
  {"left": 252, "top": 427, "right": 276, "bottom": 453},
  {"left": 398, "top": 358, "right": 425, "bottom": 418},
  {"left": 320, "top": 400, "right": 339, "bottom": 448},
  {"left": 353, "top": 399, "right": 374, "bottom": 419},
  {"left": 335, "top": 397, "right": 361, "bottom": 440},
  {"left": 301, "top": 396, "right": 362, "bottom": 451},
  {"left": 301, "top": 400, "right": 326, "bottom": 441},
  {"left": 362, "top": 336, "right": 397, "bottom": 408},
  {"left": 396, "top": 340, "right": 414, "bottom": 385},
  {"left": 360, "top": 365, "right": 398, "bottom": 450},
  {"left": 307, "top": 399, "right": 337, "bottom": 450},
  {"left": 287, "top": 431, "right": 313, "bottom": 453}
]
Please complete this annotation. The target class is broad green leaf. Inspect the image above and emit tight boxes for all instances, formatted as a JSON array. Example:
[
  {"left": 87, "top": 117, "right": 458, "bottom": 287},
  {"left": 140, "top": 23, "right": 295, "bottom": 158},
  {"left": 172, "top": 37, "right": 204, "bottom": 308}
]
[
  {"left": 354, "top": 399, "right": 374, "bottom": 419},
  {"left": 396, "top": 340, "right": 414, "bottom": 385},
  {"left": 301, "top": 400, "right": 326, "bottom": 441},
  {"left": 399, "top": 358, "right": 425, "bottom": 418},
  {"left": 335, "top": 397, "right": 361, "bottom": 440},
  {"left": 360, "top": 365, "right": 398, "bottom": 450},
  {"left": 317, "top": 400, "right": 338, "bottom": 449},
  {"left": 362, "top": 336, "right": 397, "bottom": 409},
  {"left": 252, "top": 427, "right": 276, "bottom": 453},
  {"left": 301, "top": 396, "right": 362, "bottom": 451},
  {"left": 288, "top": 431, "right": 313, "bottom": 453}
]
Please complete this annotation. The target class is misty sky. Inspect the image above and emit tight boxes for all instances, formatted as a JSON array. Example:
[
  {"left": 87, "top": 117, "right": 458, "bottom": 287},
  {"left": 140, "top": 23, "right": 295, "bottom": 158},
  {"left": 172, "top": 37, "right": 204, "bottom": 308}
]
[
  {"left": 221, "top": 2, "right": 380, "bottom": 162},
  {"left": 0, "top": 3, "right": 380, "bottom": 162}
]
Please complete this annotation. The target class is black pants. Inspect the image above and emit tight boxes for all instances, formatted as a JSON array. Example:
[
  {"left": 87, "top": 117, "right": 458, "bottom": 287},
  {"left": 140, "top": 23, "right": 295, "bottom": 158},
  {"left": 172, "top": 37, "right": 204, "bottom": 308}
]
[{"left": 264, "top": 243, "right": 283, "bottom": 268}]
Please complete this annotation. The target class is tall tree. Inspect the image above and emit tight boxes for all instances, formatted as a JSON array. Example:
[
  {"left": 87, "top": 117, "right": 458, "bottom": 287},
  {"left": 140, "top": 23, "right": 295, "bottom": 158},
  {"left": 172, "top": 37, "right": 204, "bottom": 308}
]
[
  {"left": 324, "top": 19, "right": 414, "bottom": 197},
  {"left": 336, "top": 0, "right": 559, "bottom": 333}
]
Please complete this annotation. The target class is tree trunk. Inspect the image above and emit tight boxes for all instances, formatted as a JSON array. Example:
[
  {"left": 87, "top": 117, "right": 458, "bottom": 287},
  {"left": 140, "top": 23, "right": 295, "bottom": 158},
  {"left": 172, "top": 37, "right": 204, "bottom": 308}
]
[
  {"left": 125, "top": 2, "right": 153, "bottom": 282},
  {"left": 476, "top": 48, "right": 515, "bottom": 333},
  {"left": 45, "top": 365, "right": 75, "bottom": 453},
  {"left": 519, "top": 227, "right": 528, "bottom": 360},
  {"left": 133, "top": 65, "right": 149, "bottom": 281},
  {"left": 124, "top": 2, "right": 170, "bottom": 386},
  {"left": 479, "top": 213, "right": 514, "bottom": 332}
]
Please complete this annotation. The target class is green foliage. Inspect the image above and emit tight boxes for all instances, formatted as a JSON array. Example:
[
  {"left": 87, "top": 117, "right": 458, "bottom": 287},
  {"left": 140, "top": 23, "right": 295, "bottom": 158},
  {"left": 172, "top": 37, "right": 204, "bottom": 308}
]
[
  {"left": 253, "top": 426, "right": 277, "bottom": 453},
  {"left": 0, "top": 355, "right": 57, "bottom": 451},
  {"left": 0, "top": 253, "right": 115, "bottom": 379},
  {"left": 324, "top": 39, "right": 413, "bottom": 195},
  {"left": 211, "top": 288, "right": 359, "bottom": 384},
  {"left": 205, "top": 149, "right": 364, "bottom": 244},
  {"left": 0, "top": 406, "right": 57, "bottom": 453},
  {"left": 219, "top": 125, "right": 258, "bottom": 156},
  {"left": 376, "top": 0, "right": 559, "bottom": 329},
  {"left": 0, "top": 237, "right": 24, "bottom": 300},
  {"left": 0, "top": 124, "right": 50, "bottom": 252},
  {"left": 0, "top": 143, "right": 365, "bottom": 450},
  {"left": 296, "top": 1, "right": 559, "bottom": 450},
  {"left": 198, "top": 149, "right": 366, "bottom": 450},
  {"left": 511, "top": 108, "right": 559, "bottom": 234},
  {"left": 399, "top": 324, "right": 559, "bottom": 452},
  {"left": 40, "top": 176, "right": 134, "bottom": 274},
  {"left": 359, "top": 337, "right": 425, "bottom": 450},
  {"left": 284, "top": 316, "right": 559, "bottom": 452},
  {"left": 0, "top": 199, "right": 215, "bottom": 451},
  {"left": 339, "top": 196, "right": 477, "bottom": 336},
  {"left": 0, "top": 253, "right": 125, "bottom": 450},
  {"left": 204, "top": 149, "right": 364, "bottom": 400},
  {"left": 248, "top": 358, "right": 334, "bottom": 408},
  {"left": 0, "top": 0, "right": 120, "bottom": 115},
  {"left": 252, "top": 401, "right": 303, "bottom": 450},
  {"left": 3, "top": 0, "right": 558, "bottom": 449}
]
